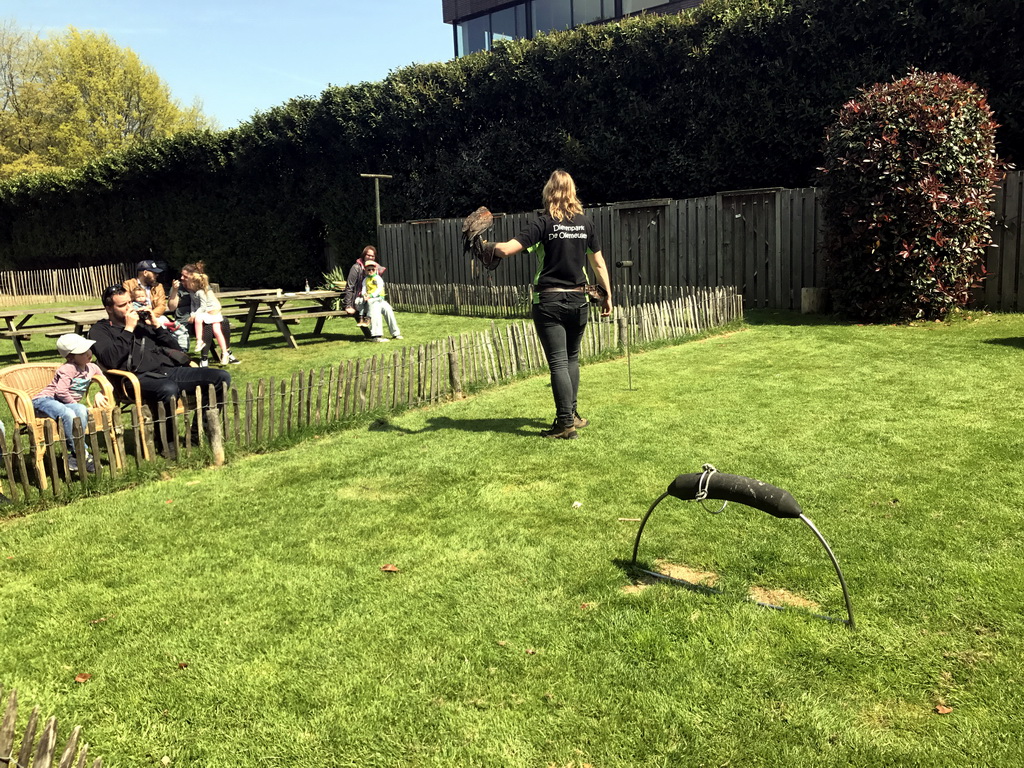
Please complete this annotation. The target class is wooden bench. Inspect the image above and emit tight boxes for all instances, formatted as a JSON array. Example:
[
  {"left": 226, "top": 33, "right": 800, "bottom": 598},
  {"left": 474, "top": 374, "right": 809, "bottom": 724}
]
[{"left": 0, "top": 324, "right": 82, "bottom": 363}]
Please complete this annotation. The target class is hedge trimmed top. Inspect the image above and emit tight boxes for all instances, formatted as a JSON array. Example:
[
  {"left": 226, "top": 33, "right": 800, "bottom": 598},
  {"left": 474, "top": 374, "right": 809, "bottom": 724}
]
[{"left": 0, "top": 0, "right": 1021, "bottom": 290}]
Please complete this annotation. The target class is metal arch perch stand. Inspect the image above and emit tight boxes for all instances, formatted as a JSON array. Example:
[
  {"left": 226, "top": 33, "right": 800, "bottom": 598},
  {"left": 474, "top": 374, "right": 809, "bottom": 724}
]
[{"left": 630, "top": 467, "right": 856, "bottom": 629}]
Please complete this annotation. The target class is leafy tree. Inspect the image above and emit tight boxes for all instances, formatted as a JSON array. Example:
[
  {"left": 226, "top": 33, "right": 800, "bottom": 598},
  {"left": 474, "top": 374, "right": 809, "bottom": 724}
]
[
  {"left": 0, "top": 22, "right": 212, "bottom": 177},
  {"left": 820, "top": 70, "right": 1005, "bottom": 322}
]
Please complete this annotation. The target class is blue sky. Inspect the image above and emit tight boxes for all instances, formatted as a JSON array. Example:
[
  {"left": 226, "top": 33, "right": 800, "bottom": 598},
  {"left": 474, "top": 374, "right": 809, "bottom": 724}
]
[{"left": 3, "top": 0, "right": 456, "bottom": 128}]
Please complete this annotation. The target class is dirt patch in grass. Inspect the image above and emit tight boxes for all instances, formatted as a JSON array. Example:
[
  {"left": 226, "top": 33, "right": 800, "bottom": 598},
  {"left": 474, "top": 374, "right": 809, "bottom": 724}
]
[
  {"left": 748, "top": 585, "right": 820, "bottom": 610},
  {"left": 656, "top": 560, "right": 720, "bottom": 586},
  {"left": 623, "top": 561, "right": 720, "bottom": 593}
]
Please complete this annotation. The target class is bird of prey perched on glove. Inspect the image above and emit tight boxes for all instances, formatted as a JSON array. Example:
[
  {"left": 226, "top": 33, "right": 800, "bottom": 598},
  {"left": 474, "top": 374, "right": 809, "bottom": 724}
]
[{"left": 462, "top": 206, "right": 501, "bottom": 270}]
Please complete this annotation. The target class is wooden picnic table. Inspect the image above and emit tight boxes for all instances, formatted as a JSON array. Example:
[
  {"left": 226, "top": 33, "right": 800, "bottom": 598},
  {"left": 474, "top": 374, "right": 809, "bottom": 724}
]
[
  {"left": 238, "top": 290, "right": 349, "bottom": 348},
  {"left": 0, "top": 305, "right": 102, "bottom": 363},
  {"left": 53, "top": 309, "right": 108, "bottom": 335},
  {"left": 2, "top": 289, "right": 288, "bottom": 360},
  {"left": 54, "top": 288, "right": 286, "bottom": 333}
]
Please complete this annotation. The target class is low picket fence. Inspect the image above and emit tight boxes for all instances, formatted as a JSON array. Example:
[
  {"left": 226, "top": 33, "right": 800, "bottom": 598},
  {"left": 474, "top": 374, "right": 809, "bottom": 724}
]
[
  {"left": 0, "top": 687, "right": 102, "bottom": 768},
  {"left": 0, "top": 287, "right": 742, "bottom": 503},
  {"left": 0, "top": 262, "right": 134, "bottom": 307}
]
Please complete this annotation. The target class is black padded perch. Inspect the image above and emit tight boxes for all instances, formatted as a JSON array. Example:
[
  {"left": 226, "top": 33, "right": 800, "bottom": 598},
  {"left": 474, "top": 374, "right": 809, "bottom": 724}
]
[{"left": 630, "top": 470, "right": 855, "bottom": 629}]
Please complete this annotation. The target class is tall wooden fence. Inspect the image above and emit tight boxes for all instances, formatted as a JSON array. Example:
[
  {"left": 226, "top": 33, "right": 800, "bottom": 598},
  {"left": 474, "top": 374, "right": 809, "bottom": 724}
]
[
  {"left": 386, "top": 282, "right": 703, "bottom": 318},
  {"left": 379, "top": 171, "right": 1024, "bottom": 312},
  {"left": 0, "top": 263, "right": 135, "bottom": 306},
  {"left": 0, "top": 288, "right": 742, "bottom": 504}
]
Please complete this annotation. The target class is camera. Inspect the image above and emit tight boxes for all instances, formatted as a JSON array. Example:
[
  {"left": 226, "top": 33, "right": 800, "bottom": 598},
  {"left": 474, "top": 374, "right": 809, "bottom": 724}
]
[{"left": 137, "top": 310, "right": 152, "bottom": 322}]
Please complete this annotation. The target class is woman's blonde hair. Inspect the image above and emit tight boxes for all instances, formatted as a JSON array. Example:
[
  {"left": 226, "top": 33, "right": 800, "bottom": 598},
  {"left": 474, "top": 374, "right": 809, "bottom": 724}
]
[
  {"left": 542, "top": 169, "right": 583, "bottom": 222},
  {"left": 190, "top": 261, "right": 211, "bottom": 292}
]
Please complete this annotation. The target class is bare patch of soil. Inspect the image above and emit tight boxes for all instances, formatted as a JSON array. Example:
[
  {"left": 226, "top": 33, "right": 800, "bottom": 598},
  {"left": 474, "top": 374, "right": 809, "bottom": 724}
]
[
  {"left": 655, "top": 560, "right": 720, "bottom": 586},
  {"left": 622, "top": 561, "right": 720, "bottom": 593},
  {"left": 748, "top": 585, "right": 820, "bottom": 610}
]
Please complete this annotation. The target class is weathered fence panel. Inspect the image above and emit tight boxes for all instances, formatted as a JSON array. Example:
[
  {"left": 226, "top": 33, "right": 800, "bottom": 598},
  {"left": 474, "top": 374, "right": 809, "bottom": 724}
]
[
  {"left": 378, "top": 172, "right": 1024, "bottom": 312},
  {"left": 985, "top": 170, "right": 1024, "bottom": 311}
]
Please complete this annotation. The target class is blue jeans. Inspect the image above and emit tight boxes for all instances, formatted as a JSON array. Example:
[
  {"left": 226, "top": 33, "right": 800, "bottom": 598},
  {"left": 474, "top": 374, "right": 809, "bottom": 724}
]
[
  {"left": 532, "top": 292, "right": 588, "bottom": 426},
  {"left": 32, "top": 397, "right": 89, "bottom": 454}
]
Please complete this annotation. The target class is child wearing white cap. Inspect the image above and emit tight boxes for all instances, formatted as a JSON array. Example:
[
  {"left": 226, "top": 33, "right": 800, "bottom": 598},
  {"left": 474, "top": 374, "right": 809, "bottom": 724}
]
[{"left": 31, "top": 333, "right": 109, "bottom": 473}]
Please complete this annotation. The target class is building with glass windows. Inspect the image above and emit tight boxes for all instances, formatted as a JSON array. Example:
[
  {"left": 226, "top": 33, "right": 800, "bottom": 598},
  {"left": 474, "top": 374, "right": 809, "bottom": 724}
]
[{"left": 442, "top": 0, "right": 704, "bottom": 57}]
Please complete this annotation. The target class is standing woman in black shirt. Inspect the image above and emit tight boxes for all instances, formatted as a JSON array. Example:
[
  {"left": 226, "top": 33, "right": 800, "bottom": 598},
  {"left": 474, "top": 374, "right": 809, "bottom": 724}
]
[{"left": 494, "top": 170, "right": 613, "bottom": 439}]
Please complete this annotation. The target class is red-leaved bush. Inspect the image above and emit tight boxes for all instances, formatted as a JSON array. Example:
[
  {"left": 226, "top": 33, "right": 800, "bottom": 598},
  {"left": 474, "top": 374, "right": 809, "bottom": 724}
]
[{"left": 820, "top": 69, "right": 1006, "bottom": 322}]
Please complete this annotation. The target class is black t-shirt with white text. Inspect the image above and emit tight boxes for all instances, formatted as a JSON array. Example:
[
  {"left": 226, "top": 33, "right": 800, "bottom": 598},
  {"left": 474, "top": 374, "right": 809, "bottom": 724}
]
[{"left": 513, "top": 213, "right": 601, "bottom": 295}]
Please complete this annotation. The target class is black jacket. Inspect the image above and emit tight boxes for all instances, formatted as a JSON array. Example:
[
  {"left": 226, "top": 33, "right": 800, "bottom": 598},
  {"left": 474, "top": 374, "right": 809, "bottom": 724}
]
[{"left": 88, "top": 319, "right": 181, "bottom": 376}]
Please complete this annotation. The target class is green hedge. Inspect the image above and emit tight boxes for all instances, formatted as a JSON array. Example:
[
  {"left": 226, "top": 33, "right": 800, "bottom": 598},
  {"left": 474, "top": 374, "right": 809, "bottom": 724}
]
[{"left": 0, "top": 0, "right": 1020, "bottom": 290}]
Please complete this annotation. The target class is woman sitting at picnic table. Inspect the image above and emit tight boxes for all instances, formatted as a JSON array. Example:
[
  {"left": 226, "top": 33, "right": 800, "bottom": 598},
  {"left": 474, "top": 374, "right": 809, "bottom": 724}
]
[
  {"left": 341, "top": 245, "right": 402, "bottom": 342},
  {"left": 359, "top": 259, "right": 402, "bottom": 342}
]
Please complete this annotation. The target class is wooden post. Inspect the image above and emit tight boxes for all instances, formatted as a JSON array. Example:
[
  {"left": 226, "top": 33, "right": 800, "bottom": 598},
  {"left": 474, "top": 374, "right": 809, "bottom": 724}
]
[
  {"left": 206, "top": 408, "right": 225, "bottom": 466},
  {"left": 801, "top": 287, "right": 827, "bottom": 314},
  {"left": 43, "top": 420, "right": 60, "bottom": 497},
  {"left": 87, "top": 416, "right": 103, "bottom": 480},
  {"left": 448, "top": 336, "right": 463, "bottom": 399},
  {"left": 0, "top": 429, "right": 18, "bottom": 503},
  {"left": 72, "top": 422, "right": 89, "bottom": 492},
  {"left": 256, "top": 379, "right": 265, "bottom": 443},
  {"left": 10, "top": 428, "right": 31, "bottom": 500},
  {"left": 242, "top": 382, "right": 252, "bottom": 448}
]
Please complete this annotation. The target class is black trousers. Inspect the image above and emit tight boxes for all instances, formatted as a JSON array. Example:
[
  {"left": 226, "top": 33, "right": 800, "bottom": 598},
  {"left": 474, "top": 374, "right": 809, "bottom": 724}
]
[
  {"left": 134, "top": 367, "right": 232, "bottom": 450},
  {"left": 531, "top": 292, "right": 588, "bottom": 426}
]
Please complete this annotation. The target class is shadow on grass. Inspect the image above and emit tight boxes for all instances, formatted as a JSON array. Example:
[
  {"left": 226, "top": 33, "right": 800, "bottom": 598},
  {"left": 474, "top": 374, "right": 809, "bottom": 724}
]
[
  {"left": 369, "top": 415, "right": 549, "bottom": 436},
  {"left": 610, "top": 557, "right": 724, "bottom": 596},
  {"left": 982, "top": 337, "right": 1024, "bottom": 350},
  {"left": 744, "top": 309, "right": 858, "bottom": 327}
]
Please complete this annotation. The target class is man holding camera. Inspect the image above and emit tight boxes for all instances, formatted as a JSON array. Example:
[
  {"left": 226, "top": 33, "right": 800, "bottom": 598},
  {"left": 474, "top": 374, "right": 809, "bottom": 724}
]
[
  {"left": 123, "top": 259, "right": 168, "bottom": 318},
  {"left": 89, "top": 285, "right": 231, "bottom": 458}
]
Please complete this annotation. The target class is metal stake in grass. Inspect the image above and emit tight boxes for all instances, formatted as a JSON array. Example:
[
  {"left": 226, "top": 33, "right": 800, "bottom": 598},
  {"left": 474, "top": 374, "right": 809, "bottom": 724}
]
[{"left": 616, "top": 260, "right": 634, "bottom": 391}]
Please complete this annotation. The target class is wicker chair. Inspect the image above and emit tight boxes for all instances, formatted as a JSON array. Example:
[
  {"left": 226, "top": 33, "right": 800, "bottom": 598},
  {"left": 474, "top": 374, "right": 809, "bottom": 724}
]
[
  {"left": 0, "top": 362, "right": 122, "bottom": 489},
  {"left": 102, "top": 368, "right": 193, "bottom": 460}
]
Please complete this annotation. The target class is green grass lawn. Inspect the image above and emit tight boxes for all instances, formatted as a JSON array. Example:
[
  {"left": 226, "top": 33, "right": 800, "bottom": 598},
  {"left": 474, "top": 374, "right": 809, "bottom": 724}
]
[{"left": 2, "top": 310, "right": 1023, "bottom": 767}]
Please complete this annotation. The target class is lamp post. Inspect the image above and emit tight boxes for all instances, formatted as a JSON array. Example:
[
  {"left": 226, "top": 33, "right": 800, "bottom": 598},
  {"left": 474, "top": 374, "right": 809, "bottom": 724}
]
[{"left": 359, "top": 173, "right": 392, "bottom": 228}]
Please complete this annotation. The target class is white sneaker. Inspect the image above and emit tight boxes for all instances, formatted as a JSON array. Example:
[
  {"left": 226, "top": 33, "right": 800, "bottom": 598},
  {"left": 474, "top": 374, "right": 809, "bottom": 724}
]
[
  {"left": 195, "top": 340, "right": 205, "bottom": 353},
  {"left": 370, "top": 337, "right": 390, "bottom": 343},
  {"left": 220, "top": 353, "right": 230, "bottom": 366},
  {"left": 226, "top": 351, "right": 241, "bottom": 364},
  {"left": 393, "top": 334, "right": 403, "bottom": 340},
  {"left": 199, "top": 359, "right": 209, "bottom": 367}
]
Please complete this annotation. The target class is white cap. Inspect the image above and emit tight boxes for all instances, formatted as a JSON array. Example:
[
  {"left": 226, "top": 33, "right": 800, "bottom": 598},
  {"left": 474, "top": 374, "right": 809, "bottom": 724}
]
[{"left": 56, "top": 333, "right": 96, "bottom": 357}]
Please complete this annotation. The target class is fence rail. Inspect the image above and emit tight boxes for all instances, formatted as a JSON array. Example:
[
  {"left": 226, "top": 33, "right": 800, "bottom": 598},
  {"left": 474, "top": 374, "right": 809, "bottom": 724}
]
[
  {"left": 0, "top": 263, "right": 135, "bottom": 306},
  {"left": 0, "top": 287, "right": 742, "bottom": 503},
  {"left": 379, "top": 170, "right": 1024, "bottom": 312}
]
